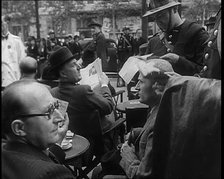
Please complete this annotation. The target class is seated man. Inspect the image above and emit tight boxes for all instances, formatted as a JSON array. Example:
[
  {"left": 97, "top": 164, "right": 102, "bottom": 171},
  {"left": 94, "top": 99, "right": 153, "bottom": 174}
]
[
  {"left": 93, "top": 59, "right": 174, "bottom": 178},
  {"left": 19, "top": 56, "right": 38, "bottom": 80},
  {"left": 2, "top": 80, "right": 75, "bottom": 179},
  {"left": 103, "top": 59, "right": 220, "bottom": 178},
  {"left": 48, "top": 47, "right": 119, "bottom": 159},
  {"left": 119, "top": 59, "right": 174, "bottom": 178}
]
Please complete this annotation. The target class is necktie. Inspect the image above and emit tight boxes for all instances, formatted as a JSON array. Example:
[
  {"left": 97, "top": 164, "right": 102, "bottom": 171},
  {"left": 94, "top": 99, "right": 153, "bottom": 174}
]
[{"left": 2, "top": 34, "right": 8, "bottom": 40}]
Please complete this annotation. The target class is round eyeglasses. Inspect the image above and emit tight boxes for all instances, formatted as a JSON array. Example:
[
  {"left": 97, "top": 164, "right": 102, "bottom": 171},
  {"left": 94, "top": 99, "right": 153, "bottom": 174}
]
[{"left": 14, "top": 100, "right": 59, "bottom": 120}]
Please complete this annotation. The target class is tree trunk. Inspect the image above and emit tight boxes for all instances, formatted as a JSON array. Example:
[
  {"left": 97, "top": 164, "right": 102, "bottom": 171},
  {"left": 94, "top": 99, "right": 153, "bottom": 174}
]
[
  {"left": 35, "top": 0, "right": 40, "bottom": 39},
  {"left": 142, "top": 0, "right": 148, "bottom": 40}
]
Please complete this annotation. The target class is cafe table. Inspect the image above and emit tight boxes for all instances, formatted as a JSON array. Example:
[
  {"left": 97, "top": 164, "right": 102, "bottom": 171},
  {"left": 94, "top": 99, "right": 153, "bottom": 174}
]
[
  {"left": 63, "top": 134, "right": 90, "bottom": 177},
  {"left": 116, "top": 99, "right": 149, "bottom": 113},
  {"left": 116, "top": 99, "right": 149, "bottom": 132}
]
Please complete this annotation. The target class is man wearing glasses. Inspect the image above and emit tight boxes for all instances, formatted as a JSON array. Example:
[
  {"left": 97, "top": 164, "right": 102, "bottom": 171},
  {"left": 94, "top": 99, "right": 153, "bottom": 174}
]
[
  {"left": 2, "top": 80, "right": 75, "bottom": 178},
  {"left": 143, "top": 0, "right": 209, "bottom": 76}
]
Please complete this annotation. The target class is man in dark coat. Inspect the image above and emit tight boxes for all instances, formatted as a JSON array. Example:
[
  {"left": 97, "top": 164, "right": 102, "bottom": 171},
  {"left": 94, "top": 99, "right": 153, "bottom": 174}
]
[
  {"left": 117, "top": 27, "right": 134, "bottom": 68},
  {"left": 48, "top": 47, "right": 121, "bottom": 160},
  {"left": 46, "top": 30, "right": 61, "bottom": 55},
  {"left": 143, "top": 0, "right": 209, "bottom": 76},
  {"left": 2, "top": 80, "right": 75, "bottom": 179},
  {"left": 82, "top": 21, "right": 108, "bottom": 71},
  {"left": 133, "top": 29, "right": 147, "bottom": 55},
  {"left": 72, "top": 35, "right": 82, "bottom": 59}
]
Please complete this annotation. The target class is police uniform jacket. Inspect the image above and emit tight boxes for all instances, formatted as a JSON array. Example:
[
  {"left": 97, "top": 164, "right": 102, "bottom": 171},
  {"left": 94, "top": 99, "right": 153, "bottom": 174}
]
[
  {"left": 164, "top": 20, "right": 209, "bottom": 75},
  {"left": 200, "top": 9, "right": 221, "bottom": 79}
]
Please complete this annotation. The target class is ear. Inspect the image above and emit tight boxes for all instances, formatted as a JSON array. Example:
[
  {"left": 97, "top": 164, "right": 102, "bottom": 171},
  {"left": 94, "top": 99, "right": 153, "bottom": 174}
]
[
  {"left": 11, "top": 120, "right": 26, "bottom": 136},
  {"left": 152, "top": 82, "right": 165, "bottom": 96},
  {"left": 59, "top": 69, "right": 67, "bottom": 78}
]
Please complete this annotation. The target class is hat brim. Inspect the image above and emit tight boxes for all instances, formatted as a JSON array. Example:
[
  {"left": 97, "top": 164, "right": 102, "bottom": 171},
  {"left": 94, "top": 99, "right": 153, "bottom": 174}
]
[
  {"left": 88, "top": 23, "right": 102, "bottom": 28},
  {"left": 143, "top": 1, "right": 181, "bottom": 17},
  {"left": 48, "top": 55, "right": 76, "bottom": 73}
]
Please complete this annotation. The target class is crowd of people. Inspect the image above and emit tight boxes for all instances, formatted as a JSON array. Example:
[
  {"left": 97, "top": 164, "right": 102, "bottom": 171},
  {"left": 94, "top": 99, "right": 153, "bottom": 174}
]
[{"left": 2, "top": 0, "right": 221, "bottom": 178}]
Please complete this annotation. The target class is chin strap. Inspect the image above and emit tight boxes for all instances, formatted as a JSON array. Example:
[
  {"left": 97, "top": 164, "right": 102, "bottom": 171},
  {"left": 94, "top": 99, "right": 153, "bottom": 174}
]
[{"left": 166, "top": 9, "right": 172, "bottom": 33}]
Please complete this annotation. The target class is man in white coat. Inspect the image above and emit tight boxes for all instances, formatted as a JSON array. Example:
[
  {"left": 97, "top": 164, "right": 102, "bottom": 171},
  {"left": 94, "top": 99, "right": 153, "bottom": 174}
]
[{"left": 2, "top": 15, "right": 26, "bottom": 88}]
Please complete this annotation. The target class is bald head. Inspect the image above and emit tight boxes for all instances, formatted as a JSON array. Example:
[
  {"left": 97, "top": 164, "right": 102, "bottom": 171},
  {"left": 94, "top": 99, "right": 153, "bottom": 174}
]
[
  {"left": 20, "top": 56, "right": 37, "bottom": 78},
  {"left": 2, "top": 81, "right": 52, "bottom": 135}
]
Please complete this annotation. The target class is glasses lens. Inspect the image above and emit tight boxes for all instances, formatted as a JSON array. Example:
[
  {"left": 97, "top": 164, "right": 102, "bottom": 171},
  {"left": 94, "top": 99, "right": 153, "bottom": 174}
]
[{"left": 47, "top": 101, "right": 59, "bottom": 119}]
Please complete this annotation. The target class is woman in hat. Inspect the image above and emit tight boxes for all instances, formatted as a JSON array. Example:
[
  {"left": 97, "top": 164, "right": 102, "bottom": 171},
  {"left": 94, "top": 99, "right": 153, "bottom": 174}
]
[{"left": 143, "top": 0, "right": 209, "bottom": 76}]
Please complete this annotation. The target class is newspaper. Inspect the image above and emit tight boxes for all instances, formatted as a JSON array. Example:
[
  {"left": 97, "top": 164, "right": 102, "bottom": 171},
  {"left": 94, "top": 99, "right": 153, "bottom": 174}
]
[
  {"left": 79, "top": 58, "right": 103, "bottom": 89},
  {"left": 118, "top": 54, "right": 153, "bottom": 84}
]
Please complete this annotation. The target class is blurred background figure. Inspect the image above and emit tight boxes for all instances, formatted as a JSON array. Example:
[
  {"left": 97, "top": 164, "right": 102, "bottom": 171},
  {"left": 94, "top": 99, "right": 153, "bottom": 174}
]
[
  {"left": 133, "top": 29, "right": 147, "bottom": 55},
  {"left": 2, "top": 14, "right": 26, "bottom": 88},
  {"left": 117, "top": 27, "right": 134, "bottom": 68},
  {"left": 46, "top": 29, "right": 61, "bottom": 55},
  {"left": 72, "top": 35, "right": 83, "bottom": 59},
  {"left": 26, "top": 36, "right": 39, "bottom": 59},
  {"left": 19, "top": 56, "right": 38, "bottom": 80}
]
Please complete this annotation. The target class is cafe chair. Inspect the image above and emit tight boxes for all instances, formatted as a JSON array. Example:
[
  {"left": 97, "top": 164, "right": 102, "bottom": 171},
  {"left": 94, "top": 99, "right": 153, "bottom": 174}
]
[
  {"left": 125, "top": 107, "right": 149, "bottom": 133},
  {"left": 65, "top": 109, "right": 126, "bottom": 179}
]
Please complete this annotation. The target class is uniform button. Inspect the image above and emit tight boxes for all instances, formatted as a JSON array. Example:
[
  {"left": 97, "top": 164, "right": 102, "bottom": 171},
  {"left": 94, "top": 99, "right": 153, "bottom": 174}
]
[
  {"left": 208, "top": 41, "right": 212, "bottom": 47},
  {"left": 205, "top": 53, "right": 209, "bottom": 59},
  {"left": 167, "top": 48, "right": 171, "bottom": 52},
  {"left": 167, "top": 41, "right": 172, "bottom": 44},
  {"left": 214, "top": 30, "right": 218, "bottom": 36},
  {"left": 168, "top": 35, "right": 172, "bottom": 39},
  {"left": 203, "top": 66, "right": 208, "bottom": 71}
]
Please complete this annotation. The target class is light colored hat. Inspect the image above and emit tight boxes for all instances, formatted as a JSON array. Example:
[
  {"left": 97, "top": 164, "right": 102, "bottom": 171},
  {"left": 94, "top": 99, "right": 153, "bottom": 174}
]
[
  {"left": 143, "top": 0, "right": 181, "bottom": 17},
  {"left": 138, "top": 61, "right": 160, "bottom": 77}
]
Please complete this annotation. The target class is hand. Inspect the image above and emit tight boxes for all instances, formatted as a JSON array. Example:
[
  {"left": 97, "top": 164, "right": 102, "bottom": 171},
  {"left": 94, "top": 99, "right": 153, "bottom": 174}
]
[
  {"left": 160, "top": 53, "right": 179, "bottom": 64},
  {"left": 57, "top": 113, "right": 69, "bottom": 145},
  {"left": 120, "top": 141, "right": 136, "bottom": 161},
  {"left": 98, "top": 72, "right": 109, "bottom": 86}
]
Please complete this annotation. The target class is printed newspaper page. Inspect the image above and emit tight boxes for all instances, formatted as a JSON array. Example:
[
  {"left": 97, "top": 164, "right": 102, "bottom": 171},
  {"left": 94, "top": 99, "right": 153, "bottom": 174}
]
[
  {"left": 79, "top": 58, "right": 102, "bottom": 89},
  {"left": 118, "top": 54, "right": 153, "bottom": 84}
]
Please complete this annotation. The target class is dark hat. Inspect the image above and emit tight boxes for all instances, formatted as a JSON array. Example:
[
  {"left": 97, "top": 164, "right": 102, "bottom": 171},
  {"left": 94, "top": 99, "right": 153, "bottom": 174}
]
[
  {"left": 88, "top": 20, "right": 102, "bottom": 28},
  {"left": 122, "top": 26, "right": 130, "bottom": 31},
  {"left": 143, "top": 0, "right": 181, "bottom": 17},
  {"left": 48, "top": 47, "right": 76, "bottom": 72}
]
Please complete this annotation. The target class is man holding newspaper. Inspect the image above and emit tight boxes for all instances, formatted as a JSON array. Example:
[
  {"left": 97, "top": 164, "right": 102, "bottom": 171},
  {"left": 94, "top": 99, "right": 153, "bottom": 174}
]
[{"left": 48, "top": 47, "right": 122, "bottom": 160}]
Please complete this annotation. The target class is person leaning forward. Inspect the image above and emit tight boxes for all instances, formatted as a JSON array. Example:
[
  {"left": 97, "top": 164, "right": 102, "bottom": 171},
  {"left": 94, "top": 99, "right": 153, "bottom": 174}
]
[
  {"left": 143, "top": 0, "right": 209, "bottom": 76},
  {"left": 93, "top": 59, "right": 174, "bottom": 179},
  {"left": 2, "top": 80, "right": 75, "bottom": 179},
  {"left": 99, "top": 58, "right": 221, "bottom": 179},
  {"left": 48, "top": 47, "right": 119, "bottom": 159}
]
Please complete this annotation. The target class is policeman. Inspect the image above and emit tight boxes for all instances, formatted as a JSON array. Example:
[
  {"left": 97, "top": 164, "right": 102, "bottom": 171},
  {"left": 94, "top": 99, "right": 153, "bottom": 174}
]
[
  {"left": 2, "top": 14, "right": 26, "bottom": 88},
  {"left": 143, "top": 0, "right": 209, "bottom": 76},
  {"left": 199, "top": 8, "right": 221, "bottom": 80},
  {"left": 46, "top": 29, "right": 61, "bottom": 55}
]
